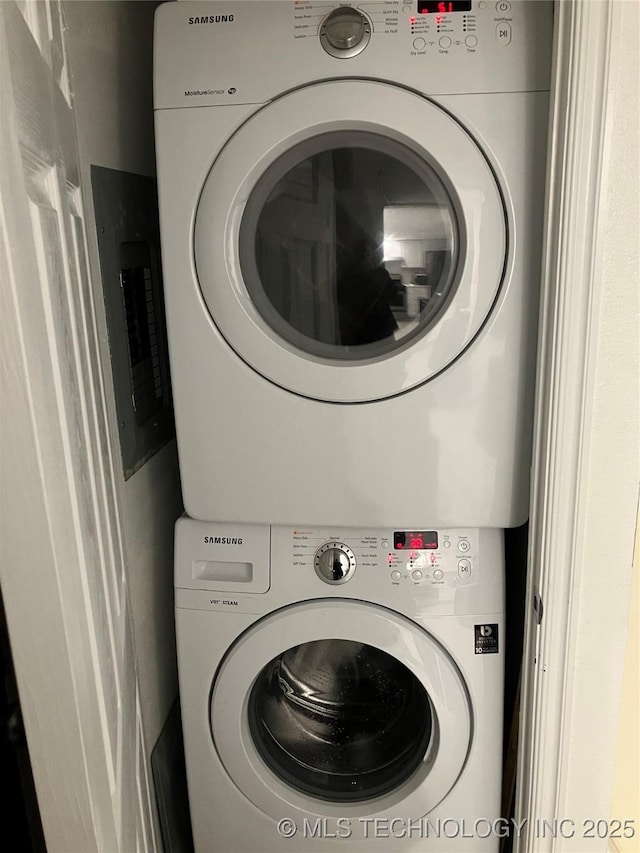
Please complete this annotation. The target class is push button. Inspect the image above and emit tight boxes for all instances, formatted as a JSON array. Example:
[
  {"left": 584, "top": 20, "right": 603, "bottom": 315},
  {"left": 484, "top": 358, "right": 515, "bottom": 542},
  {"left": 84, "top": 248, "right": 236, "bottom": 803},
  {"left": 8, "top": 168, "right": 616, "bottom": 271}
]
[
  {"left": 495, "top": 0, "right": 511, "bottom": 12},
  {"left": 458, "top": 559, "right": 472, "bottom": 578},
  {"left": 458, "top": 539, "right": 471, "bottom": 553},
  {"left": 496, "top": 22, "right": 512, "bottom": 45},
  {"left": 432, "top": 569, "right": 444, "bottom": 581}
]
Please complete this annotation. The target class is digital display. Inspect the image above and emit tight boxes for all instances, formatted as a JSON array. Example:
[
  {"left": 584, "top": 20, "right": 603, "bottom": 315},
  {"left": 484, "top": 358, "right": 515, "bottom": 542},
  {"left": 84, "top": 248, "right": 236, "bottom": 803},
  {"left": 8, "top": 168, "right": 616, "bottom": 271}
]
[
  {"left": 394, "top": 531, "right": 439, "bottom": 550},
  {"left": 417, "top": 1, "right": 473, "bottom": 12}
]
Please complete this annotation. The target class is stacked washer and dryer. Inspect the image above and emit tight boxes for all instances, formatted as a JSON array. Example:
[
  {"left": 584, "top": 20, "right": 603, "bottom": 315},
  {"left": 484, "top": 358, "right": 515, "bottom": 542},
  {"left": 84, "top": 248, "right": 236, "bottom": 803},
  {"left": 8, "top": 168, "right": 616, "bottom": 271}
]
[{"left": 153, "top": 2, "right": 552, "bottom": 850}]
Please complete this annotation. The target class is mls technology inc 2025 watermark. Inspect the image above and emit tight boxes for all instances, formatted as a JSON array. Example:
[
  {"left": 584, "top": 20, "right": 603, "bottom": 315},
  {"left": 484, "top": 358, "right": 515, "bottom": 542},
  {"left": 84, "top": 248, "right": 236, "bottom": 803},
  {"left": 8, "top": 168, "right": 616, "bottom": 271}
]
[{"left": 276, "top": 816, "right": 636, "bottom": 841}]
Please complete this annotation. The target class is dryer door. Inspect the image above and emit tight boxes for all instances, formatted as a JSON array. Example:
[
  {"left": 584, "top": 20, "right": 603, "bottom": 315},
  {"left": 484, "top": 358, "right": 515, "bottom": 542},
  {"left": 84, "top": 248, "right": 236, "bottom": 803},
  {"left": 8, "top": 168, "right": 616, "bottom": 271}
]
[
  {"left": 194, "top": 80, "right": 506, "bottom": 403},
  {"left": 210, "top": 599, "right": 472, "bottom": 820}
]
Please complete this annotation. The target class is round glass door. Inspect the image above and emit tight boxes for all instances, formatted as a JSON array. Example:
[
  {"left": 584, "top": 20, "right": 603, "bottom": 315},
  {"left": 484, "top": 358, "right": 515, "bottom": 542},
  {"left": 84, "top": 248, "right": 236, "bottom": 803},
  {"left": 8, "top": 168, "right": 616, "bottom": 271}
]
[
  {"left": 248, "top": 639, "right": 433, "bottom": 801},
  {"left": 195, "top": 80, "right": 507, "bottom": 402},
  {"left": 239, "top": 131, "right": 459, "bottom": 360},
  {"left": 210, "top": 600, "right": 472, "bottom": 820}
]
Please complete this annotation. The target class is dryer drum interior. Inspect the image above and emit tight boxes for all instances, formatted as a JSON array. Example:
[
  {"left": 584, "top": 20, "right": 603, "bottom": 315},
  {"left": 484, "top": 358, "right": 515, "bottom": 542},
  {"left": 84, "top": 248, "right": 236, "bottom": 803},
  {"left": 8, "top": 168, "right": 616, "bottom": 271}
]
[
  {"left": 248, "top": 639, "right": 433, "bottom": 801},
  {"left": 238, "top": 130, "right": 460, "bottom": 361}
]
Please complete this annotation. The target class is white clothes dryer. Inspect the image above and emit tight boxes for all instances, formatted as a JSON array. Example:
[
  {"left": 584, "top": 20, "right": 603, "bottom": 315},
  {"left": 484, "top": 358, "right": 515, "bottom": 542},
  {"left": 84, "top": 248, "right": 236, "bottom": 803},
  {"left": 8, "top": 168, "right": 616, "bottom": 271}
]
[
  {"left": 154, "top": 1, "right": 553, "bottom": 528},
  {"left": 175, "top": 519, "right": 505, "bottom": 852}
]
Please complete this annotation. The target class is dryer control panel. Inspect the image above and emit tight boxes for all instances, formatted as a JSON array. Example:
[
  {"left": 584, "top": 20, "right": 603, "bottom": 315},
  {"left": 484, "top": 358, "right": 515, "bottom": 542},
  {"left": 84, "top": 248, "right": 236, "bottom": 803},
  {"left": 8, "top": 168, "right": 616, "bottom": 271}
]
[
  {"left": 296, "top": 0, "right": 532, "bottom": 60},
  {"left": 154, "top": 1, "right": 553, "bottom": 109}
]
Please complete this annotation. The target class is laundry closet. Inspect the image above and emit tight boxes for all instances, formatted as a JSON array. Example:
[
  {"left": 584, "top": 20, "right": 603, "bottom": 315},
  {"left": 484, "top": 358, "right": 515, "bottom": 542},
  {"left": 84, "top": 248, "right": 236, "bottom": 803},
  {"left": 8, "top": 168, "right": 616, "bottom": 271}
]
[{"left": 0, "top": 2, "right": 637, "bottom": 852}]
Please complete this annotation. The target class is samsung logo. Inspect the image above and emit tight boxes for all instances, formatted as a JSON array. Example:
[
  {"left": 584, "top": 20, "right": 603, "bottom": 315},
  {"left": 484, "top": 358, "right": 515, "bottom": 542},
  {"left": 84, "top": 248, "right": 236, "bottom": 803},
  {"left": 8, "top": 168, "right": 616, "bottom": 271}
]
[
  {"left": 204, "top": 536, "right": 243, "bottom": 545},
  {"left": 188, "top": 14, "right": 235, "bottom": 24}
]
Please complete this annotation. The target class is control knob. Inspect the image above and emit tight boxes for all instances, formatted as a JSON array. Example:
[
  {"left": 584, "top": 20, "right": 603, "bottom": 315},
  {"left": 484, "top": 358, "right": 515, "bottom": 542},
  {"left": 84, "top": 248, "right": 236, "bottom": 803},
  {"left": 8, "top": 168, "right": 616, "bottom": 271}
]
[
  {"left": 320, "top": 7, "right": 372, "bottom": 59},
  {"left": 314, "top": 542, "right": 357, "bottom": 584}
]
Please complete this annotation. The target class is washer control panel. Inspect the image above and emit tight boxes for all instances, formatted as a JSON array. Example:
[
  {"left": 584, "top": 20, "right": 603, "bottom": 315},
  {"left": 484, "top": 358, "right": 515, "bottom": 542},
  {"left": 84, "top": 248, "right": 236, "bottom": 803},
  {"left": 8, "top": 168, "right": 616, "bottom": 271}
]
[
  {"left": 293, "top": 527, "right": 479, "bottom": 589},
  {"left": 175, "top": 519, "right": 502, "bottom": 615},
  {"left": 386, "top": 530, "right": 475, "bottom": 587}
]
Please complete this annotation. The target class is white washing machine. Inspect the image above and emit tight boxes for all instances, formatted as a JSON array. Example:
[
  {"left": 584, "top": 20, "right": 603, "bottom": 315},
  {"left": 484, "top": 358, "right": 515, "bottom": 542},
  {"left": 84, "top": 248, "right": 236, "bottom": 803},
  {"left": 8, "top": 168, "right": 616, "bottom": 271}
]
[
  {"left": 175, "top": 519, "right": 505, "bottom": 852},
  {"left": 154, "top": 1, "right": 552, "bottom": 528}
]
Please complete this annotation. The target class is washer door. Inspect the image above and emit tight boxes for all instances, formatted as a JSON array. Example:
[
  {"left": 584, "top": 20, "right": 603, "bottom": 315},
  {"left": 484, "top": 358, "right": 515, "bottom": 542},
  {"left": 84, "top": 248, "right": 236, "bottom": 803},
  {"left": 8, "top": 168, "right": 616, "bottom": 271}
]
[
  {"left": 210, "top": 600, "right": 472, "bottom": 820},
  {"left": 194, "top": 80, "right": 506, "bottom": 403}
]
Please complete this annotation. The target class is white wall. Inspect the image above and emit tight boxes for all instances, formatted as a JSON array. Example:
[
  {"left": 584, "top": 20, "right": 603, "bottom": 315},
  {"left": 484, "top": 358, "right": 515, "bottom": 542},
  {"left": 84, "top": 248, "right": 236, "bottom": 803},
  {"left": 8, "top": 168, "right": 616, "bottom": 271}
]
[
  {"left": 62, "top": 0, "right": 183, "bottom": 785},
  {"left": 552, "top": 0, "right": 640, "bottom": 843},
  {"left": 609, "top": 515, "right": 639, "bottom": 853}
]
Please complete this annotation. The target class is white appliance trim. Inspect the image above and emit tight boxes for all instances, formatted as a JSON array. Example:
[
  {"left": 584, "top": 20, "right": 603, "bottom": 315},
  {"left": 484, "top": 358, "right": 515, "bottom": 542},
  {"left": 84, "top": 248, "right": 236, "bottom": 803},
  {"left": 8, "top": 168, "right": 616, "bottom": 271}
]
[{"left": 517, "top": 1, "right": 639, "bottom": 849}]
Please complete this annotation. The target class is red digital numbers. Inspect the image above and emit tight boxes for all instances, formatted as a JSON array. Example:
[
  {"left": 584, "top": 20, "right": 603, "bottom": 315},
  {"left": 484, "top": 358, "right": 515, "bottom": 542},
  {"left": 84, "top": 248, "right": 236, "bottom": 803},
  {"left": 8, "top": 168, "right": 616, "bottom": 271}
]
[
  {"left": 422, "top": 1, "right": 454, "bottom": 11},
  {"left": 395, "top": 531, "right": 439, "bottom": 550}
]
